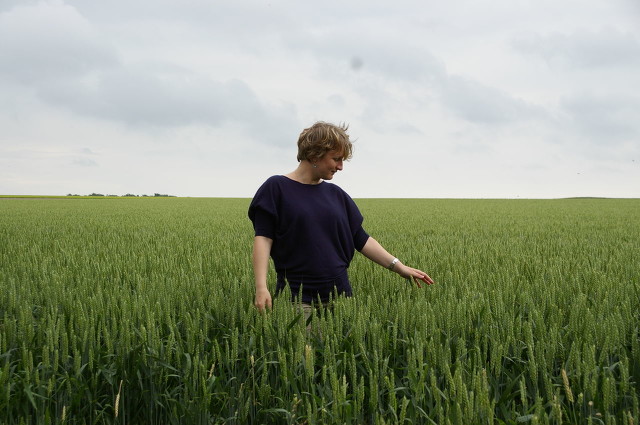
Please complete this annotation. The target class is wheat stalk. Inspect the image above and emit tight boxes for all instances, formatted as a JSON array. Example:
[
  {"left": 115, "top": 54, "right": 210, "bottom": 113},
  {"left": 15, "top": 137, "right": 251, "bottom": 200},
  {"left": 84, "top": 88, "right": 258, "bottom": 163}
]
[
  {"left": 115, "top": 380, "right": 123, "bottom": 418},
  {"left": 561, "top": 369, "right": 574, "bottom": 403}
]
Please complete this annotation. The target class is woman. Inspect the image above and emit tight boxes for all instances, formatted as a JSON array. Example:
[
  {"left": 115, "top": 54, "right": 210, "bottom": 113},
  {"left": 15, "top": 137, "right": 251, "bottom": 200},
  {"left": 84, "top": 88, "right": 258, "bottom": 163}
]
[{"left": 248, "top": 121, "right": 434, "bottom": 312}]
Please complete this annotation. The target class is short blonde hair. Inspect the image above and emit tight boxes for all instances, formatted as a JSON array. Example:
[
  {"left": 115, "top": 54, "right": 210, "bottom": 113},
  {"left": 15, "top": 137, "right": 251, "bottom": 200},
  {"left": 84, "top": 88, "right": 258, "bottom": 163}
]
[{"left": 296, "top": 121, "right": 353, "bottom": 162}]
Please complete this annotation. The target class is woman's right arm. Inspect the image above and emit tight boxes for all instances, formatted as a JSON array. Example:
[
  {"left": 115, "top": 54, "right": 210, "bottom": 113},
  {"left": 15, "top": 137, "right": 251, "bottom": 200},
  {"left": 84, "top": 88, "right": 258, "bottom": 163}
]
[{"left": 252, "top": 235, "right": 274, "bottom": 311}]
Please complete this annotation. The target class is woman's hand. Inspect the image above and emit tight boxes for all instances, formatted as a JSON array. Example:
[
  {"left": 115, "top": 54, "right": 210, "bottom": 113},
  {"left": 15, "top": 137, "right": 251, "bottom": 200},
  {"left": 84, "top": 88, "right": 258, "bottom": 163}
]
[
  {"left": 360, "top": 237, "right": 435, "bottom": 288},
  {"left": 394, "top": 263, "right": 435, "bottom": 288},
  {"left": 254, "top": 287, "right": 272, "bottom": 312}
]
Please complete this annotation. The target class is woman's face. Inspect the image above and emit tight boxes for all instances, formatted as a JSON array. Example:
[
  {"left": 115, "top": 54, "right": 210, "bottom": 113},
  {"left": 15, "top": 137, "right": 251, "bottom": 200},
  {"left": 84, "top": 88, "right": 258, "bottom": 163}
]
[{"left": 314, "top": 149, "right": 344, "bottom": 180}]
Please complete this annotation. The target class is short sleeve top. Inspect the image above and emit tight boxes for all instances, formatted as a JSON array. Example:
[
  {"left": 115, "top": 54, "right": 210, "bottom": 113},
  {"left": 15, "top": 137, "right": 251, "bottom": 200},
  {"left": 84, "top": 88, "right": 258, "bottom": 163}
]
[{"left": 248, "top": 175, "right": 369, "bottom": 283}]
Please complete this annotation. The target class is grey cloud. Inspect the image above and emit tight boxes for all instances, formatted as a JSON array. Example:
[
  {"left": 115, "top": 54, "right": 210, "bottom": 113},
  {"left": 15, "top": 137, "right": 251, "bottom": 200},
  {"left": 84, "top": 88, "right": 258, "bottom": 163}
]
[
  {"left": 514, "top": 28, "right": 640, "bottom": 69},
  {"left": 437, "top": 75, "right": 543, "bottom": 125},
  {"left": 72, "top": 0, "right": 292, "bottom": 46},
  {"left": 328, "top": 94, "right": 345, "bottom": 107},
  {"left": 72, "top": 0, "right": 429, "bottom": 34},
  {"left": 283, "top": 26, "right": 446, "bottom": 132},
  {"left": 281, "top": 17, "right": 542, "bottom": 128},
  {"left": 363, "top": 46, "right": 444, "bottom": 83},
  {"left": 0, "top": 2, "right": 298, "bottom": 145},
  {"left": 0, "top": 149, "right": 100, "bottom": 167},
  {"left": 561, "top": 93, "right": 640, "bottom": 143},
  {"left": 453, "top": 139, "right": 495, "bottom": 156},
  {"left": 38, "top": 64, "right": 298, "bottom": 141},
  {"left": 72, "top": 158, "right": 98, "bottom": 167},
  {"left": 0, "top": 0, "right": 35, "bottom": 13},
  {"left": 623, "top": 0, "right": 640, "bottom": 19},
  {"left": 288, "top": 27, "right": 446, "bottom": 83},
  {"left": 0, "top": 2, "right": 118, "bottom": 84},
  {"left": 350, "top": 57, "right": 364, "bottom": 71},
  {"left": 351, "top": 82, "right": 426, "bottom": 134}
]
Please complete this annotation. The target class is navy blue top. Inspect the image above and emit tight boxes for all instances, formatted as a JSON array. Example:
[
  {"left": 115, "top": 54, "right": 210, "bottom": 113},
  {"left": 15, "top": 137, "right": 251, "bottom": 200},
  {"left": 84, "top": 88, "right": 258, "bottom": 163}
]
[{"left": 248, "top": 175, "right": 370, "bottom": 303}]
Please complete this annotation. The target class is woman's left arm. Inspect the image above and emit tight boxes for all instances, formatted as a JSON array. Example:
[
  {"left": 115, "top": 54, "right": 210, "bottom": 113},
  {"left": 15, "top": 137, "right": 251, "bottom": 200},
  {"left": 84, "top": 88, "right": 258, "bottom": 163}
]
[{"left": 359, "top": 237, "right": 435, "bottom": 288}]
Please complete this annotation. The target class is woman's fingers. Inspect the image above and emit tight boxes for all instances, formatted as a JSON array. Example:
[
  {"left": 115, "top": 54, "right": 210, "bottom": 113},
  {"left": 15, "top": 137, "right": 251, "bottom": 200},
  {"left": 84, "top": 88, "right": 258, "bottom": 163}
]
[
  {"left": 410, "top": 269, "right": 435, "bottom": 287},
  {"left": 413, "top": 276, "right": 423, "bottom": 288},
  {"left": 254, "top": 292, "right": 273, "bottom": 312},
  {"left": 421, "top": 273, "right": 435, "bottom": 285}
]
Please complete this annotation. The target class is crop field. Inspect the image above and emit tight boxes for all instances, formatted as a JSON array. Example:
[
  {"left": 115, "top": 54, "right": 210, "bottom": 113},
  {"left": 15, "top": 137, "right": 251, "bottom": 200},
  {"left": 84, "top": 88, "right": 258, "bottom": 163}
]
[{"left": 1, "top": 197, "right": 639, "bottom": 424}]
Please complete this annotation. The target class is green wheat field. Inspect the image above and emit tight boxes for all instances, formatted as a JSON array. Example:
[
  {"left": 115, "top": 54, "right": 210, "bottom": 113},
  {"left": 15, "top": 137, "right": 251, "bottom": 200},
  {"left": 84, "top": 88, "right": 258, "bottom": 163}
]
[{"left": 1, "top": 197, "right": 639, "bottom": 424}]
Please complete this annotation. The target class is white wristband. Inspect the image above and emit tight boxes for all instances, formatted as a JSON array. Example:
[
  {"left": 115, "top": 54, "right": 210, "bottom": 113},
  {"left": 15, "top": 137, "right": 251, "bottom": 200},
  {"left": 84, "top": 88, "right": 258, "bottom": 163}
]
[{"left": 388, "top": 258, "right": 399, "bottom": 270}]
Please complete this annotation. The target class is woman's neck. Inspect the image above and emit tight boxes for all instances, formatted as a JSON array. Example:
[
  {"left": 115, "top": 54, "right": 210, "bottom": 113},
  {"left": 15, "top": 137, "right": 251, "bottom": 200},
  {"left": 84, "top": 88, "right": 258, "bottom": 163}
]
[{"left": 285, "top": 162, "right": 321, "bottom": 185}]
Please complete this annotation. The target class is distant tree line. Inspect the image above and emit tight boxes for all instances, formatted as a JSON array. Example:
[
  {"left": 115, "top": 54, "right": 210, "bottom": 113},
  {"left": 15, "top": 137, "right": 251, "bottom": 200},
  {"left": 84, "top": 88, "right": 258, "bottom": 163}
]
[{"left": 66, "top": 193, "right": 176, "bottom": 197}]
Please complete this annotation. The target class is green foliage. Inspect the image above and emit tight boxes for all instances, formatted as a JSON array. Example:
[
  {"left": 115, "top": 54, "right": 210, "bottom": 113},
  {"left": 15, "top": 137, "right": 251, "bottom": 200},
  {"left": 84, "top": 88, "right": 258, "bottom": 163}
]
[{"left": 0, "top": 198, "right": 639, "bottom": 424}]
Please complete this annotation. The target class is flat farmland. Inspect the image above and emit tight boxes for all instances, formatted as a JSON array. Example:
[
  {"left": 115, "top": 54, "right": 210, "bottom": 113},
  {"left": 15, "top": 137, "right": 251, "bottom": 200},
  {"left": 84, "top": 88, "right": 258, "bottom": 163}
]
[{"left": 1, "top": 197, "right": 638, "bottom": 424}]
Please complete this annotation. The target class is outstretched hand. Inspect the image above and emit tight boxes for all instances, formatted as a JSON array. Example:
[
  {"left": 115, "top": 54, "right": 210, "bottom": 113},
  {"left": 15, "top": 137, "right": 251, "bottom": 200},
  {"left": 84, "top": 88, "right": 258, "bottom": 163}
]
[
  {"left": 359, "top": 238, "right": 435, "bottom": 288},
  {"left": 395, "top": 264, "right": 435, "bottom": 288}
]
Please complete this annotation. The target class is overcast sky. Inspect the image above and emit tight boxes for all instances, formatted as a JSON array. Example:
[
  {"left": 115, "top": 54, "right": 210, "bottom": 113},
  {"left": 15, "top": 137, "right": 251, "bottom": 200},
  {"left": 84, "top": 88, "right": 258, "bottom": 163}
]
[{"left": 1, "top": 0, "right": 639, "bottom": 198}]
